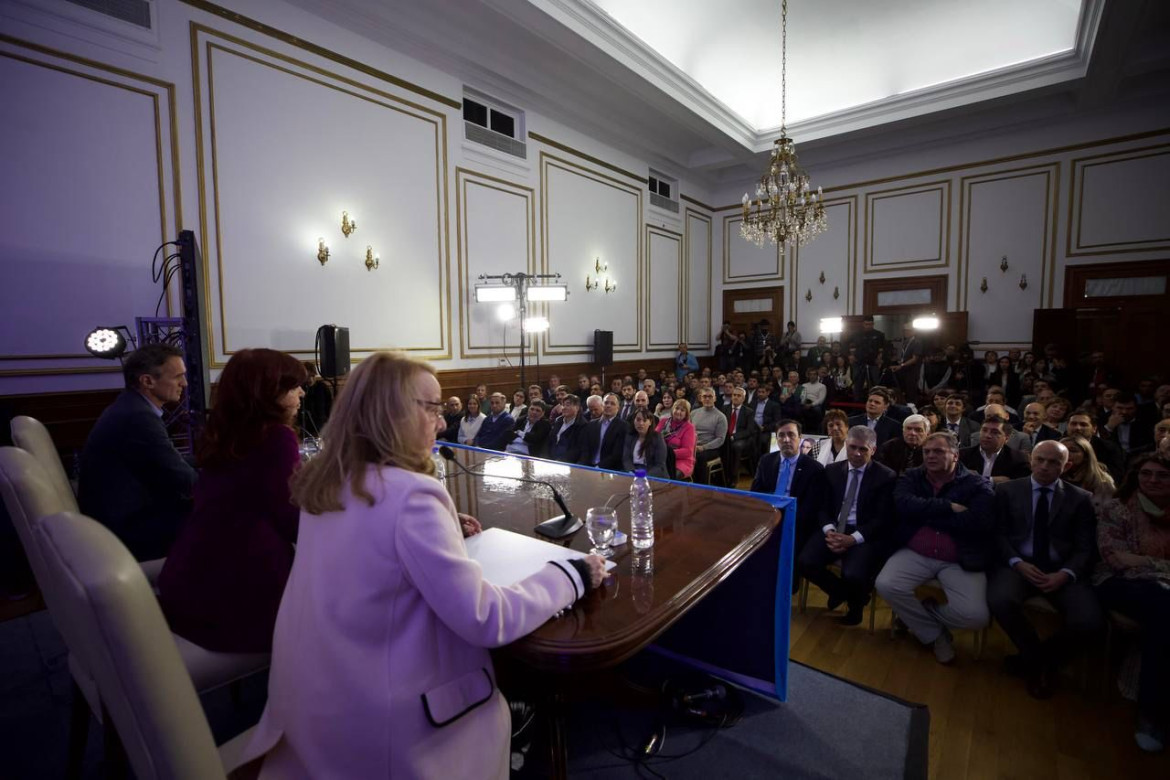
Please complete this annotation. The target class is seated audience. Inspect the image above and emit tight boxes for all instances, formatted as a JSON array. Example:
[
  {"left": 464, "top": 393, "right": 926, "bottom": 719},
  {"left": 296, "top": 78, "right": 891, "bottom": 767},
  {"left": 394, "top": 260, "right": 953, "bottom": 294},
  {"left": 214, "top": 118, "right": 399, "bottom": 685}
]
[
  {"left": 692, "top": 388, "right": 729, "bottom": 485},
  {"left": 1093, "top": 454, "right": 1170, "bottom": 753},
  {"left": 575, "top": 374, "right": 592, "bottom": 404},
  {"left": 972, "top": 387, "right": 1021, "bottom": 426},
  {"left": 658, "top": 399, "right": 696, "bottom": 479},
  {"left": 475, "top": 393, "right": 516, "bottom": 451},
  {"left": 548, "top": 395, "right": 587, "bottom": 463},
  {"left": 299, "top": 361, "right": 333, "bottom": 437},
  {"left": 987, "top": 441, "right": 1102, "bottom": 699},
  {"left": 940, "top": 395, "right": 980, "bottom": 447},
  {"left": 1059, "top": 435, "right": 1116, "bottom": 509},
  {"left": 1021, "top": 402, "right": 1061, "bottom": 450},
  {"left": 723, "top": 386, "right": 759, "bottom": 480},
  {"left": 982, "top": 403, "right": 1032, "bottom": 453},
  {"left": 1103, "top": 391, "right": 1158, "bottom": 457},
  {"left": 653, "top": 389, "right": 676, "bottom": 420},
  {"left": 623, "top": 409, "right": 668, "bottom": 478},
  {"left": 752, "top": 419, "right": 827, "bottom": 592},
  {"left": 440, "top": 396, "right": 463, "bottom": 442},
  {"left": 816, "top": 409, "right": 850, "bottom": 466},
  {"left": 848, "top": 387, "right": 901, "bottom": 448},
  {"left": 959, "top": 418, "right": 1032, "bottom": 486},
  {"left": 158, "top": 349, "right": 306, "bottom": 653},
  {"left": 617, "top": 384, "right": 637, "bottom": 422},
  {"left": 239, "top": 352, "right": 603, "bottom": 777},
  {"left": 584, "top": 394, "right": 604, "bottom": 421},
  {"left": 799, "top": 367, "right": 828, "bottom": 432},
  {"left": 642, "top": 378, "right": 661, "bottom": 410},
  {"left": 579, "top": 393, "right": 628, "bottom": 471},
  {"left": 1066, "top": 411, "right": 1127, "bottom": 483},
  {"left": 874, "top": 414, "right": 929, "bottom": 475},
  {"left": 504, "top": 400, "right": 550, "bottom": 459},
  {"left": 799, "top": 426, "right": 897, "bottom": 625},
  {"left": 920, "top": 408, "right": 942, "bottom": 433},
  {"left": 543, "top": 374, "right": 560, "bottom": 404},
  {"left": 875, "top": 431, "right": 995, "bottom": 665},
  {"left": 457, "top": 395, "right": 486, "bottom": 445},
  {"left": 508, "top": 389, "right": 527, "bottom": 421},
  {"left": 79, "top": 343, "right": 197, "bottom": 561},
  {"left": 750, "top": 382, "right": 783, "bottom": 455},
  {"left": 1042, "top": 396, "right": 1071, "bottom": 435}
]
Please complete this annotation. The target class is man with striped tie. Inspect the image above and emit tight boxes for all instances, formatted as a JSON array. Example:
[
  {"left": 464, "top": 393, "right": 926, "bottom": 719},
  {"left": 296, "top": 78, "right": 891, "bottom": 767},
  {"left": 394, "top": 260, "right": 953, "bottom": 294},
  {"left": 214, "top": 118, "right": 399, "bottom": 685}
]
[{"left": 941, "top": 395, "right": 980, "bottom": 447}]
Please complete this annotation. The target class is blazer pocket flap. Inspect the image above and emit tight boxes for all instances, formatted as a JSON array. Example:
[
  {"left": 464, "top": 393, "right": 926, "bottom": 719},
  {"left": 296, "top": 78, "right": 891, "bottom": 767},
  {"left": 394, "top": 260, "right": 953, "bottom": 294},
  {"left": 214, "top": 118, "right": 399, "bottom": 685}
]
[{"left": 421, "top": 668, "right": 495, "bottom": 728}]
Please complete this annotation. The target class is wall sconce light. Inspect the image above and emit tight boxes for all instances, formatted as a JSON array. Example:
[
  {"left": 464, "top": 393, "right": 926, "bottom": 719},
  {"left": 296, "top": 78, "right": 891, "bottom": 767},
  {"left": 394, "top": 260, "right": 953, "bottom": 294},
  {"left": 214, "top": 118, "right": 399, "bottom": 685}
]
[
  {"left": 594, "top": 257, "right": 607, "bottom": 274},
  {"left": 818, "top": 271, "right": 826, "bottom": 284},
  {"left": 586, "top": 257, "right": 615, "bottom": 293},
  {"left": 364, "top": 246, "right": 379, "bottom": 271},
  {"left": 1000, "top": 256, "right": 1009, "bottom": 273},
  {"left": 1019, "top": 274, "right": 1028, "bottom": 290},
  {"left": 805, "top": 289, "right": 813, "bottom": 302},
  {"left": 341, "top": 211, "right": 357, "bottom": 238},
  {"left": 980, "top": 277, "right": 989, "bottom": 293},
  {"left": 317, "top": 237, "right": 330, "bottom": 266},
  {"left": 604, "top": 278, "right": 616, "bottom": 293},
  {"left": 832, "top": 286, "right": 840, "bottom": 300}
]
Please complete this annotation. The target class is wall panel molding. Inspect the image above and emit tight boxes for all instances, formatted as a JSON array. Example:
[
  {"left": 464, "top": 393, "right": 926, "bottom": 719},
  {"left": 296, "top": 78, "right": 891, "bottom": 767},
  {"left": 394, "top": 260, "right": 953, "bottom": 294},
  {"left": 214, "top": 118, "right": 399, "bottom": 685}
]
[
  {"left": 864, "top": 180, "right": 951, "bottom": 273},
  {"left": 1067, "top": 143, "right": 1170, "bottom": 257},
  {"left": 646, "top": 225, "right": 683, "bottom": 350},
  {"left": 684, "top": 209, "right": 712, "bottom": 349},
  {"left": 722, "top": 214, "right": 782, "bottom": 283}
]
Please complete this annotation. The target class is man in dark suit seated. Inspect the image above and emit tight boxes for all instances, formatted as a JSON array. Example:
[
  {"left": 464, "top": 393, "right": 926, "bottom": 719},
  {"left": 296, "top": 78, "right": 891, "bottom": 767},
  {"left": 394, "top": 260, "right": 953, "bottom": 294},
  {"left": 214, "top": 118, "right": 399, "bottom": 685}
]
[
  {"left": 749, "top": 382, "right": 783, "bottom": 456},
  {"left": 986, "top": 440, "right": 1102, "bottom": 698},
  {"left": 578, "top": 393, "right": 628, "bottom": 471},
  {"left": 959, "top": 418, "right": 1031, "bottom": 486},
  {"left": 875, "top": 431, "right": 995, "bottom": 665},
  {"left": 723, "top": 386, "right": 759, "bottom": 482},
  {"left": 940, "top": 395, "right": 980, "bottom": 447},
  {"left": 548, "top": 395, "right": 587, "bottom": 463},
  {"left": 1065, "top": 411, "right": 1126, "bottom": 482},
  {"left": 798, "top": 425, "right": 896, "bottom": 625},
  {"left": 848, "top": 386, "right": 901, "bottom": 448},
  {"left": 751, "top": 419, "right": 827, "bottom": 593},
  {"left": 439, "top": 396, "right": 463, "bottom": 443},
  {"left": 1103, "top": 391, "right": 1158, "bottom": 457},
  {"left": 78, "top": 343, "right": 197, "bottom": 561},
  {"left": 1021, "top": 402, "right": 1061, "bottom": 451},
  {"left": 475, "top": 392, "right": 515, "bottom": 451},
  {"left": 503, "top": 400, "right": 551, "bottom": 459},
  {"left": 874, "top": 414, "right": 929, "bottom": 475}
]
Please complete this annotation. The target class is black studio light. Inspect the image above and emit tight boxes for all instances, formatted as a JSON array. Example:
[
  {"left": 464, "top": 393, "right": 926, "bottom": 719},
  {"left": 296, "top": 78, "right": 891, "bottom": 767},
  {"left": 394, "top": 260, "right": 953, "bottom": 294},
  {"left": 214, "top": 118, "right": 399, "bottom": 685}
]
[{"left": 84, "top": 326, "right": 130, "bottom": 359}]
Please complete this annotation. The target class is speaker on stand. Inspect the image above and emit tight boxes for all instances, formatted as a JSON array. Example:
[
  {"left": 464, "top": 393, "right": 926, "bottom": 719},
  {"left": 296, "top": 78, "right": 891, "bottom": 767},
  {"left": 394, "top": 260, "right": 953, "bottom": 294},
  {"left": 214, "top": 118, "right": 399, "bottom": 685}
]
[{"left": 593, "top": 329, "right": 613, "bottom": 386}]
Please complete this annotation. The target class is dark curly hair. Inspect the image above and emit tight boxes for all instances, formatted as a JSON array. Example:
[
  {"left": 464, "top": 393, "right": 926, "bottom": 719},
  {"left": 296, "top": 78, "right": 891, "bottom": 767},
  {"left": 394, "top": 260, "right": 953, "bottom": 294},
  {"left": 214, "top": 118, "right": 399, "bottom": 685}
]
[{"left": 1116, "top": 453, "right": 1170, "bottom": 502}]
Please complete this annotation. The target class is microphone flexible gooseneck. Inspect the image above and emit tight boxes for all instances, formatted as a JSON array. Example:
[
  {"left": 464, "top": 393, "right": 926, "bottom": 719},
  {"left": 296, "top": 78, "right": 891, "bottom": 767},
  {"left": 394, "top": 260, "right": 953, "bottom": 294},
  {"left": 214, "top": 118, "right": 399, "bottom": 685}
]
[{"left": 438, "top": 446, "right": 583, "bottom": 539}]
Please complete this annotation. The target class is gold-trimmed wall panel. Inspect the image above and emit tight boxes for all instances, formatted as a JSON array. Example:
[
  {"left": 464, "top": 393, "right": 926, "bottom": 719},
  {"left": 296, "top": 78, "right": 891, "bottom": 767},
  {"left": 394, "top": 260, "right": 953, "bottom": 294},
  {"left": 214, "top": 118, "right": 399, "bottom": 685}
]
[
  {"left": 864, "top": 180, "right": 952, "bottom": 273},
  {"left": 684, "top": 209, "right": 713, "bottom": 349},
  {"left": 1067, "top": 143, "right": 1170, "bottom": 257},
  {"left": 722, "top": 214, "right": 783, "bottom": 283},
  {"left": 646, "top": 225, "right": 683, "bottom": 350}
]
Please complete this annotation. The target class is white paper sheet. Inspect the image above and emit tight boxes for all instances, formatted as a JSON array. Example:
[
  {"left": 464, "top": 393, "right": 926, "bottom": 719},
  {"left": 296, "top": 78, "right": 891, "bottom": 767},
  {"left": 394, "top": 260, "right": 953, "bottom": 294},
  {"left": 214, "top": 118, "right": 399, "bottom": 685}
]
[{"left": 464, "top": 527, "right": 616, "bottom": 587}]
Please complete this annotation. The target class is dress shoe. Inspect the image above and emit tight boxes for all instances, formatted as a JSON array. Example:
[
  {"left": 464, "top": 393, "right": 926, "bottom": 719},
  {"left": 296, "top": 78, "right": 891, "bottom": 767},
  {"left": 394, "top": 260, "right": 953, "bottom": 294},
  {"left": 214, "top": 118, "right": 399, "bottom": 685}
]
[
  {"left": 838, "top": 603, "right": 864, "bottom": 626},
  {"left": 932, "top": 629, "right": 956, "bottom": 665},
  {"left": 826, "top": 594, "right": 845, "bottom": 612}
]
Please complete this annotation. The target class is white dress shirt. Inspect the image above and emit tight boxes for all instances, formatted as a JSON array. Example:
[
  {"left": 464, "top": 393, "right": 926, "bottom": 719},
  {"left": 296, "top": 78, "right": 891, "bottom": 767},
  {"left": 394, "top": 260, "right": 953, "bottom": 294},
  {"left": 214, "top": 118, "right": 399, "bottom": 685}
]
[{"left": 1007, "top": 478, "right": 1077, "bottom": 580}]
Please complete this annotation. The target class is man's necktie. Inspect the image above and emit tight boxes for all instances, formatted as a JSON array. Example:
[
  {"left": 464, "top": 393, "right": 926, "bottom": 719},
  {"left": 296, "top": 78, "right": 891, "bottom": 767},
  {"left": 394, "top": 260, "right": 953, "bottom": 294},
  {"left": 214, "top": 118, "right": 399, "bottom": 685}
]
[
  {"left": 775, "top": 458, "right": 793, "bottom": 496},
  {"left": 836, "top": 468, "right": 861, "bottom": 532},
  {"left": 948, "top": 422, "right": 958, "bottom": 433},
  {"left": 1033, "top": 486, "right": 1052, "bottom": 572},
  {"left": 730, "top": 408, "right": 739, "bottom": 433}
]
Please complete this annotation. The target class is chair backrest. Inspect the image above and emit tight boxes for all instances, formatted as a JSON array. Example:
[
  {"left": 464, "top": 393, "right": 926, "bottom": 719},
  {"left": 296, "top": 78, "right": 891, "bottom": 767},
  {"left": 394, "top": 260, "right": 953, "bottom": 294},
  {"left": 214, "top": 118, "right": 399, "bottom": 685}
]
[
  {"left": 11, "top": 416, "right": 79, "bottom": 512},
  {"left": 35, "top": 511, "right": 227, "bottom": 780},
  {"left": 0, "top": 446, "right": 74, "bottom": 588}
]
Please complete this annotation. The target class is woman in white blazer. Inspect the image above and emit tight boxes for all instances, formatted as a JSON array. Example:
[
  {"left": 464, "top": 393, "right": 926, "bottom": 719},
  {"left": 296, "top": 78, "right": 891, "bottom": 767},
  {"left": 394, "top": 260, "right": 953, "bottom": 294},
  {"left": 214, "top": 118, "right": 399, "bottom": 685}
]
[
  {"left": 241, "top": 352, "right": 603, "bottom": 779},
  {"left": 815, "top": 409, "right": 851, "bottom": 466},
  {"left": 457, "top": 393, "right": 486, "bottom": 445}
]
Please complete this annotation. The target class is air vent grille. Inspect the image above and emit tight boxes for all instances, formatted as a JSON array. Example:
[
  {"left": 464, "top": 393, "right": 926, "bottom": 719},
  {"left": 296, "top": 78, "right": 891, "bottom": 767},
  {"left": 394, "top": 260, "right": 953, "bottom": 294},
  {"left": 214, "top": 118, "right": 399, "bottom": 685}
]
[
  {"left": 650, "top": 193, "right": 679, "bottom": 213},
  {"left": 65, "top": 0, "right": 151, "bottom": 29},
  {"left": 464, "top": 123, "right": 527, "bottom": 159}
]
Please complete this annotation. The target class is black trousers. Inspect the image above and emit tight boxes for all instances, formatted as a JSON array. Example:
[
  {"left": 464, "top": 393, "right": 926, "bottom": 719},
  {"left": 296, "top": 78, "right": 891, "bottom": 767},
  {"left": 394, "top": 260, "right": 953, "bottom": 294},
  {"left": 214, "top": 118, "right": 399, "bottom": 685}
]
[
  {"left": 694, "top": 448, "right": 724, "bottom": 486},
  {"left": 724, "top": 436, "right": 756, "bottom": 483},
  {"left": 797, "top": 529, "right": 884, "bottom": 608},
  {"left": 1098, "top": 577, "right": 1170, "bottom": 720},
  {"left": 987, "top": 565, "right": 1104, "bottom": 669}
]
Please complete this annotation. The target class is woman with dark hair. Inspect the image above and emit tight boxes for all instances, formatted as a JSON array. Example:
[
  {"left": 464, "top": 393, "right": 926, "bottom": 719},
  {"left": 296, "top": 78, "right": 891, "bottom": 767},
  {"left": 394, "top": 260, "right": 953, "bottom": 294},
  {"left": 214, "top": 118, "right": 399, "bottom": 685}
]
[
  {"left": 623, "top": 408, "right": 668, "bottom": 477},
  {"left": 1094, "top": 454, "right": 1170, "bottom": 753},
  {"left": 157, "top": 348, "right": 307, "bottom": 652},
  {"left": 989, "top": 356, "right": 1022, "bottom": 408},
  {"left": 458, "top": 395, "right": 486, "bottom": 445}
]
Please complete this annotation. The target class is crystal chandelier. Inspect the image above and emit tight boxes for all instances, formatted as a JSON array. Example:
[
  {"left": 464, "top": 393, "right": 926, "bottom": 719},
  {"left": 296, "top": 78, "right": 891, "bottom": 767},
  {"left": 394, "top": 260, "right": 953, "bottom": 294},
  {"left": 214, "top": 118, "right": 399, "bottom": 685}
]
[{"left": 741, "top": 0, "right": 827, "bottom": 248}]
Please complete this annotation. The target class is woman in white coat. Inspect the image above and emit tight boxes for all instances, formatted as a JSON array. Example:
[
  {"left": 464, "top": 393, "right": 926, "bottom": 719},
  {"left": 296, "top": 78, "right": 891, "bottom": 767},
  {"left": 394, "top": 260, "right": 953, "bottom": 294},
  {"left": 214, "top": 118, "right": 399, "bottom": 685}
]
[
  {"left": 242, "top": 352, "right": 604, "bottom": 779},
  {"left": 815, "top": 409, "right": 851, "bottom": 466}
]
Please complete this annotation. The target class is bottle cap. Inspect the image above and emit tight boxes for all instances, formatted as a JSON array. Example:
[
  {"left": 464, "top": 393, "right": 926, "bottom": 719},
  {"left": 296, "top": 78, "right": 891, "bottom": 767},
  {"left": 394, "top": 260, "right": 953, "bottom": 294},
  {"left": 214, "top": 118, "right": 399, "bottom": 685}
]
[{"left": 634, "top": 469, "right": 647, "bottom": 478}]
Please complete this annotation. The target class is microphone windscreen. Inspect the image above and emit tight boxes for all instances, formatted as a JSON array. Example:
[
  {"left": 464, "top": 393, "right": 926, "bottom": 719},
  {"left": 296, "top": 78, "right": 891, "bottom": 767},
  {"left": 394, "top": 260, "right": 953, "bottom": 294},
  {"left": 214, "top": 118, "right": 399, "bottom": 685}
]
[{"left": 438, "top": 445, "right": 456, "bottom": 461}]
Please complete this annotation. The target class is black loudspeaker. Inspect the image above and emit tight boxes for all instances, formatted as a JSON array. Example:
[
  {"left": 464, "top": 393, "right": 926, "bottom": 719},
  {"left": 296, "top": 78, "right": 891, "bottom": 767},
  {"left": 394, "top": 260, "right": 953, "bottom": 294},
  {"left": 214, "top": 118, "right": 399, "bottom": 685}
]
[
  {"left": 176, "top": 230, "right": 210, "bottom": 418},
  {"left": 317, "top": 325, "right": 350, "bottom": 378},
  {"left": 593, "top": 329, "right": 613, "bottom": 367}
]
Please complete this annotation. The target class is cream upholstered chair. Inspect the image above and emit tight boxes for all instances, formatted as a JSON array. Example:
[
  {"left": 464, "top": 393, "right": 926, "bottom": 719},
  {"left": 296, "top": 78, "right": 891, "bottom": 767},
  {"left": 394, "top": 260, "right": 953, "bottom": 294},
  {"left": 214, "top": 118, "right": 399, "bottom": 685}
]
[
  {"left": 0, "top": 448, "right": 269, "bottom": 774},
  {"left": 10, "top": 416, "right": 166, "bottom": 582},
  {"left": 35, "top": 510, "right": 260, "bottom": 780}
]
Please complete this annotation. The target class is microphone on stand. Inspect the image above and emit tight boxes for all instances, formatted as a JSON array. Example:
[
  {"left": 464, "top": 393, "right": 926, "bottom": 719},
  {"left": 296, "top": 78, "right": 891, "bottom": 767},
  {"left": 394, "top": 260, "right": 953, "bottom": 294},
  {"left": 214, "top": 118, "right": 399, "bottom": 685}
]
[{"left": 438, "top": 446, "right": 583, "bottom": 539}]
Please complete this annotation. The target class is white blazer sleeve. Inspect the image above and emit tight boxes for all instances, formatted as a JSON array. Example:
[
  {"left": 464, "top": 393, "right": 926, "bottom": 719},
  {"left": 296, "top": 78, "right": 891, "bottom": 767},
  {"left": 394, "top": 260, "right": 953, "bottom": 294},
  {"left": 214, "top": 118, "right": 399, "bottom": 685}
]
[{"left": 394, "top": 482, "right": 580, "bottom": 648}]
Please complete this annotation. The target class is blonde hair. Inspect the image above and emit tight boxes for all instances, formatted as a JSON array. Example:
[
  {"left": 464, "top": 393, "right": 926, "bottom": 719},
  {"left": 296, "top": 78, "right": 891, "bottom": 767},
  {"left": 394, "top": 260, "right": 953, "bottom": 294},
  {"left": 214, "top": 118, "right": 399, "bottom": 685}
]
[
  {"left": 1060, "top": 435, "right": 1115, "bottom": 499},
  {"left": 672, "top": 398, "right": 692, "bottom": 419},
  {"left": 292, "top": 352, "right": 435, "bottom": 514}
]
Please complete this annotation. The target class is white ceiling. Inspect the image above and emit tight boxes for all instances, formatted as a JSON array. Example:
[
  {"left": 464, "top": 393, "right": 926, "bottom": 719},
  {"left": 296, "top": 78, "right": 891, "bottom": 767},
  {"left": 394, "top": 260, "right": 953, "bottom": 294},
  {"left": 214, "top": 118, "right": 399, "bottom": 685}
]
[{"left": 284, "top": 0, "right": 1170, "bottom": 184}]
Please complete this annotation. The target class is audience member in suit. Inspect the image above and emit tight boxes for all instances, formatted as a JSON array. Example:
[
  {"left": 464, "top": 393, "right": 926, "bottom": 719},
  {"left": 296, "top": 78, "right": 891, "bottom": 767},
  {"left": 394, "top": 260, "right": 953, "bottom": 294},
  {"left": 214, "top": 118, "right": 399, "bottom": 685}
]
[
  {"left": 158, "top": 349, "right": 306, "bottom": 653},
  {"left": 750, "top": 382, "right": 783, "bottom": 456},
  {"left": 816, "top": 409, "right": 851, "bottom": 466},
  {"left": 658, "top": 399, "right": 697, "bottom": 479},
  {"left": 616, "top": 384, "right": 637, "bottom": 423},
  {"left": 848, "top": 386, "right": 902, "bottom": 448},
  {"left": 574, "top": 374, "right": 593, "bottom": 405},
  {"left": 874, "top": 414, "right": 929, "bottom": 475},
  {"left": 989, "top": 357, "right": 1023, "bottom": 409},
  {"left": 548, "top": 395, "right": 587, "bottom": 464},
  {"left": 723, "top": 386, "right": 760, "bottom": 481},
  {"left": 457, "top": 395, "right": 487, "bottom": 445},
  {"left": 622, "top": 409, "right": 669, "bottom": 478},
  {"left": 959, "top": 419, "right": 1032, "bottom": 486},
  {"left": 875, "top": 431, "right": 995, "bottom": 665},
  {"left": 986, "top": 441, "right": 1102, "bottom": 699},
  {"left": 641, "top": 379, "right": 662, "bottom": 412},
  {"left": 799, "top": 425, "right": 897, "bottom": 625},
  {"left": 579, "top": 393, "right": 629, "bottom": 471},
  {"left": 78, "top": 343, "right": 197, "bottom": 561},
  {"left": 1021, "top": 402, "right": 1062, "bottom": 451},
  {"left": 751, "top": 419, "right": 828, "bottom": 592},
  {"left": 692, "top": 388, "right": 729, "bottom": 485},
  {"left": 583, "top": 394, "right": 604, "bottom": 422},
  {"left": 1066, "top": 411, "right": 1127, "bottom": 483},
  {"left": 542, "top": 374, "right": 561, "bottom": 405},
  {"left": 1094, "top": 453, "right": 1170, "bottom": 754},
  {"left": 503, "top": 400, "right": 551, "bottom": 459},
  {"left": 439, "top": 396, "right": 463, "bottom": 443},
  {"left": 508, "top": 389, "right": 528, "bottom": 422},
  {"left": 891, "top": 324, "right": 924, "bottom": 405},
  {"left": 475, "top": 393, "right": 516, "bottom": 451},
  {"left": 1103, "top": 391, "right": 1158, "bottom": 457},
  {"left": 238, "top": 352, "right": 605, "bottom": 778},
  {"left": 971, "top": 387, "right": 1022, "bottom": 428},
  {"left": 940, "top": 395, "right": 980, "bottom": 447}
]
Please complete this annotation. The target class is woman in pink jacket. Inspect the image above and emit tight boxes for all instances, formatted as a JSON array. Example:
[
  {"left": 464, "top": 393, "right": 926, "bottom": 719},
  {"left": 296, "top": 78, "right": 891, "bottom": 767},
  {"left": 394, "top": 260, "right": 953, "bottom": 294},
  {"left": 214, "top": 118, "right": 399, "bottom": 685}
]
[
  {"left": 657, "top": 398, "right": 697, "bottom": 479},
  {"left": 242, "top": 352, "right": 603, "bottom": 778}
]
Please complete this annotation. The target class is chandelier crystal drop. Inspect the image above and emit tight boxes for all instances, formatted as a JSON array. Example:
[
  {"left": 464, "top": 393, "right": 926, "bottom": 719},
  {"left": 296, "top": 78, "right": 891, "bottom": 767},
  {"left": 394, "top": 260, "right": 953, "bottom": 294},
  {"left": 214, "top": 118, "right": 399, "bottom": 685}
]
[{"left": 741, "top": 0, "right": 827, "bottom": 248}]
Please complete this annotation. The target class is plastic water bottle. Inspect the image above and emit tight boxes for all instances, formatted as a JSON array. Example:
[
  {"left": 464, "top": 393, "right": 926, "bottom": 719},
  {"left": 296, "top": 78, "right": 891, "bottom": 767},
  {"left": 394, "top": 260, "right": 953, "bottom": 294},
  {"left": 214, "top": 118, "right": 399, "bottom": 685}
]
[
  {"left": 431, "top": 445, "right": 446, "bottom": 481},
  {"left": 629, "top": 469, "right": 654, "bottom": 550}
]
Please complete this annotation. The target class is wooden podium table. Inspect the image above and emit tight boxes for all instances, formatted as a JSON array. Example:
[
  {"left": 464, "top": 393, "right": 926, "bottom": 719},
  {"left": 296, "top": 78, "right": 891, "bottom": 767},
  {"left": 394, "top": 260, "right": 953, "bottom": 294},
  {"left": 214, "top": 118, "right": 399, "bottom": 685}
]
[{"left": 442, "top": 446, "right": 787, "bottom": 776}]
